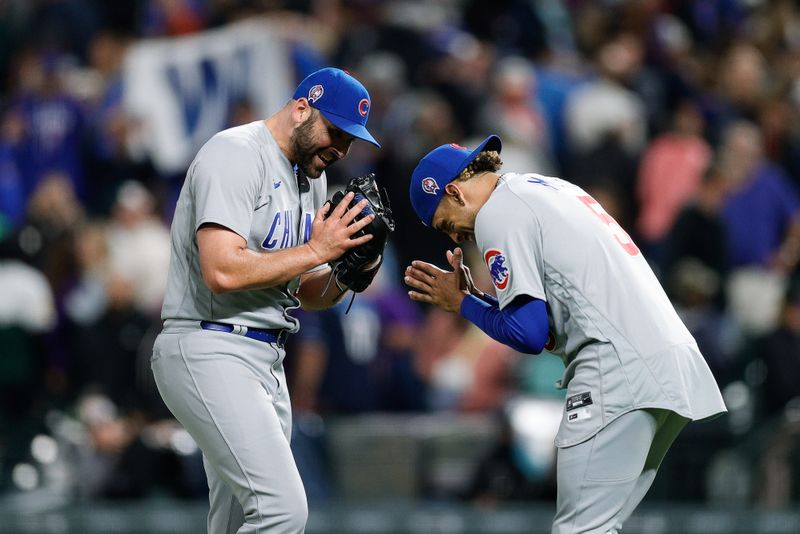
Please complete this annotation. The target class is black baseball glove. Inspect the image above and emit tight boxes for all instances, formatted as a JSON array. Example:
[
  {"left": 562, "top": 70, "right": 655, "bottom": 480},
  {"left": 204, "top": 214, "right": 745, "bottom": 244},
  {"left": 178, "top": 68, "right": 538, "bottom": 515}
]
[{"left": 325, "top": 173, "right": 395, "bottom": 297}]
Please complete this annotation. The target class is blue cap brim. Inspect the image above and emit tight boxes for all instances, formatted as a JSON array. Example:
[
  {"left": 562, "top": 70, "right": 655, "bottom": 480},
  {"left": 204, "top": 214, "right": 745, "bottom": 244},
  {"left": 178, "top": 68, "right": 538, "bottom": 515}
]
[
  {"left": 320, "top": 110, "right": 381, "bottom": 148},
  {"left": 459, "top": 134, "right": 502, "bottom": 176}
]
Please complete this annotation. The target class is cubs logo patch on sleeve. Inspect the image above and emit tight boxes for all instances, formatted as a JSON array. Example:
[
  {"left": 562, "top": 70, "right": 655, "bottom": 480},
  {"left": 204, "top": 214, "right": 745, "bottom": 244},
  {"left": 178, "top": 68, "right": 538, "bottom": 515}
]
[{"left": 484, "top": 248, "right": 510, "bottom": 290}]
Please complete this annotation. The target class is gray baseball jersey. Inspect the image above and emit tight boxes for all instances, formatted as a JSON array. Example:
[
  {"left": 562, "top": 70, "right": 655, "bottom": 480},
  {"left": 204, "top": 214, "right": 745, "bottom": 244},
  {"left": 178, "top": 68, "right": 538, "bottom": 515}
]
[
  {"left": 161, "top": 120, "right": 327, "bottom": 333},
  {"left": 475, "top": 173, "right": 727, "bottom": 447}
]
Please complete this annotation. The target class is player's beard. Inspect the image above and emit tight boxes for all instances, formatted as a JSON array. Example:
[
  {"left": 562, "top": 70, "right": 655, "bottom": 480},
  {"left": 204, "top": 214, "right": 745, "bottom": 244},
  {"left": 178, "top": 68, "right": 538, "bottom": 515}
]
[{"left": 292, "top": 112, "right": 326, "bottom": 179}]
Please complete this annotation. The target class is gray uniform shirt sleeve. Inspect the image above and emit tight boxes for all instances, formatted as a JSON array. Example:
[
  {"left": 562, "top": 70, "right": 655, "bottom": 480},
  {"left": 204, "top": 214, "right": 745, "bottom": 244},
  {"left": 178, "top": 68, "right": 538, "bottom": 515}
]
[
  {"left": 192, "top": 135, "right": 264, "bottom": 238},
  {"left": 476, "top": 190, "right": 547, "bottom": 309}
]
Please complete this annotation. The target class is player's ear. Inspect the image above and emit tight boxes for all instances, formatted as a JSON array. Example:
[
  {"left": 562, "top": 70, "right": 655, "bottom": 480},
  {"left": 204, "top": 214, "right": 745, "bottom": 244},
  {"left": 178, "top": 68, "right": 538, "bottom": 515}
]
[
  {"left": 292, "top": 98, "right": 313, "bottom": 123},
  {"left": 444, "top": 183, "right": 466, "bottom": 206}
]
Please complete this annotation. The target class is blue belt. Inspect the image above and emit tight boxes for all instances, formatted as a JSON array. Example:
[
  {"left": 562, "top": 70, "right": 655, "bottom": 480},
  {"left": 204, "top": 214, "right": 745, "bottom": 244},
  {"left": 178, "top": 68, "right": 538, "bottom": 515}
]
[{"left": 200, "top": 321, "right": 289, "bottom": 346}]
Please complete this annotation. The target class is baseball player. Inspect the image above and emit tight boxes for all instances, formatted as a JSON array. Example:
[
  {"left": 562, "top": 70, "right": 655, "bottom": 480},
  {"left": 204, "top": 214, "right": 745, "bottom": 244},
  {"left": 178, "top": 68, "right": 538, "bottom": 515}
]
[
  {"left": 405, "top": 135, "right": 727, "bottom": 534},
  {"left": 151, "top": 68, "right": 385, "bottom": 533}
]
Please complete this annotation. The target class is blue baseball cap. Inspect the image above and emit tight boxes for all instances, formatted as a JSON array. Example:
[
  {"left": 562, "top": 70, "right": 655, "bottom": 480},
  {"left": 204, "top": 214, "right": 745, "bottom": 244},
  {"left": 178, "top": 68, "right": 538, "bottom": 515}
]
[
  {"left": 293, "top": 67, "right": 380, "bottom": 148},
  {"left": 409, "top": 135, "right": 502, "bottom": 226}
]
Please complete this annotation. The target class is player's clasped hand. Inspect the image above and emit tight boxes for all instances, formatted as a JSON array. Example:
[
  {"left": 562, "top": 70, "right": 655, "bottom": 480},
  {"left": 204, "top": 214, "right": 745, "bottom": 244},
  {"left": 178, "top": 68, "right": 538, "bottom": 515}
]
[
  {"left": 405, "top": 247, "right": 471, "bottom": 313},
  {"left": 307, "top": 192, "right": 375, "bottom": 264}
]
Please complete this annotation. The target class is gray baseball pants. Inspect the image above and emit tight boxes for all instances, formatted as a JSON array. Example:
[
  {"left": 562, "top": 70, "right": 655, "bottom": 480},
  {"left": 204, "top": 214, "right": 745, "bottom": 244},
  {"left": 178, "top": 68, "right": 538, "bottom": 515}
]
[
  {"left": 552, "top": 408, "right": 689, "bottom": 534},
  {"left": 152, "top": 321, "right": 307, "bottom": 533}
]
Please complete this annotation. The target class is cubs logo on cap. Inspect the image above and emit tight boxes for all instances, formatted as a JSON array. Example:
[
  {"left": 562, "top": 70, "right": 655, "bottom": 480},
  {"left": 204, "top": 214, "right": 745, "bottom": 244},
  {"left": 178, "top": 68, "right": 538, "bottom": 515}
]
[
  {"left": 421, "top": 177, "right": 439, "bottom": 195},
  {"left": 308, "top": 84, "right": 324, "bottom": 103},
  {"left": 484, "top": 248, "right": 510, "bottom": 290},
  {"left": 358, "top": 98, "right": 370, "bottom": 117}
]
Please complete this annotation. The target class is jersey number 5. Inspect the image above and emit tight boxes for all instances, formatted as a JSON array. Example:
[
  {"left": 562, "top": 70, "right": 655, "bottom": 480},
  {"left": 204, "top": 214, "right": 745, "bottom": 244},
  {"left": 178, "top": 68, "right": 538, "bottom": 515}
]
[{"left": 577, "top": 195, "right": 640, "bottom": 256}]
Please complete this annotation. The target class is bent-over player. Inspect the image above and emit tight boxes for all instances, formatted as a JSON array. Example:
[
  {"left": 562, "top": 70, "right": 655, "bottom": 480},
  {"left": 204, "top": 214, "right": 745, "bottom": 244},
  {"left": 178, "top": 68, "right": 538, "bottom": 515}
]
[
  {"left": 405, "top": 135, "right": 726, "bottom": 534},
  {"left": 152, "top": 68, "right": 387, "bottom": 533}
]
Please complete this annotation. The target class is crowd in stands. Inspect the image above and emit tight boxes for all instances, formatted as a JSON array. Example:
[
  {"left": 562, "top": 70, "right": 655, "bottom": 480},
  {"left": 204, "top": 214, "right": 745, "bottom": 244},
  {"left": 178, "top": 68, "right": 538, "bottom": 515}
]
[{"left": 1, "top": 0, "right": 800, "bottom": 509}]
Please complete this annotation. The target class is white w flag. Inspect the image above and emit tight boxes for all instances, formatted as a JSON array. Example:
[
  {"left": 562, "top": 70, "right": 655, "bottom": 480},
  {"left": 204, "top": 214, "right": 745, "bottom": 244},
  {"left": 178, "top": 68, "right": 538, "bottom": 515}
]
[{"left": 123, "top": 20, "right": 293, "bottom": 174}]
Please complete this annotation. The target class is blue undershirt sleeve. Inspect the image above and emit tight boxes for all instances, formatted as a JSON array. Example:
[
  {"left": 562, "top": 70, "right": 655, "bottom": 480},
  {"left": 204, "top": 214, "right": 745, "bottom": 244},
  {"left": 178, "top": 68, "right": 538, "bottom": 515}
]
[
  {"left": 459, "top": 294, "right": 549, "bottom": 354},
  {"left": 478, "top": 293, "right": 499, "bottom": 307}
]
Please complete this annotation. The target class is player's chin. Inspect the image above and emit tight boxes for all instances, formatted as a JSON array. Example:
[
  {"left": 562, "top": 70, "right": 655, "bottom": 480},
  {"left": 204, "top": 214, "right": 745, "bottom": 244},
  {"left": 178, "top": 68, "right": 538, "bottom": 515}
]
[
  {"left": 300, "top": 161, "right": 325, "bottom": 179},
  {"left": 304, "top": 154, "right": 334, "bottom": 178}
]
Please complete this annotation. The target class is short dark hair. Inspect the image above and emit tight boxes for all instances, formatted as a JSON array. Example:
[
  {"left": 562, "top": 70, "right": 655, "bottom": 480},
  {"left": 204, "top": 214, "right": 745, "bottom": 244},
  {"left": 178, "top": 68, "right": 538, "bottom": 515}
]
[{"left": 457, "top": 150, "right": 502, "bottom": 181}]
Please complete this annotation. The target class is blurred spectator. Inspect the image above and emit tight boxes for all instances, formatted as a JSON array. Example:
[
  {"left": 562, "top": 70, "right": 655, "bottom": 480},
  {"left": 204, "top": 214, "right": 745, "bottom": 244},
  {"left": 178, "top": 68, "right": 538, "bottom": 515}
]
[
  {"left": 326, "top": 52, "right": 408, "bottom": 185},
  {"left": 330, "top": 0, "right": 436, "bottom": 90},
  {"left": 0, "top": 237, "right": 56, "bottom": 483},
  {"left": 530, "top": 62, "right": 584, "bottom": 173},
  {"left": 414, "top": 247, "right": 518, "bottom": 413},
  {"left": 291, "top": 299, "right": 382, "bottom": 414},
  {"left": 415, "top": 308, "right": 516, "bottom": 412},
  {"left": 68, "top": 391, "right": 202, "bottom": 499},
  {"left": 290, "top": 254, "right": 424, "bottom": 415},
  {"left": 754, "top": 285, "right": 800, "bottom": 508},
  {"left": 476, "top": 56, "right": 554, "bottom": 174},
  {"left": 70, "top": 274, "right": 155, "bottom": 416},
  {"left": 105, "top": 181, "right": 171, "bottom": 316},
  {"left": 63, "top": 198, "right": 165, "bottom": 411},
  {"left": 0, "top": 239, "right": 56, "bottom": 434},
  {"left": 717, "top": 121, "right": 800, "bottom": 335},
  {"left": 427, "top": 34, "right": 497, "bottom": 137},
  {"left": 379, "top": 89, "right": 462, "bottom": 270},
  {"left": 565, "top": 32, "right": 647, "bottom": 228},
  {"left": 758, "top": 96, "right": 800, "bottom": 192},
  {"left": 756, "top": 286, "right": 800, "bottom": 420},
  {"left": 0, "top": 115, "right": 24, "bottom": 229},
  {"left": 19, "top": 172, "right": 85, "bottom": 289},
  {"left": 695, "top": 41, "right": 769, "bottom": 147},
  {"left": 0, "top": 2, "right": 31, "bottom": 94},
  {"left": 6, "top": 49, "right": 87, "bottom": 202},
  {"left": 464, "top": 416, "right": 551, "bottom": 505},
  {"left": 716, "top": 43, "right": 768, "bottom": 125},
  {"left": 83, "top": 31, "right": 158, "bottom": 216},
  {"left": 565, "top": 33, "right": 647, "bottom": 157},
  {"left": 63, "top": 222, "right": 109, "bottom": 327},
  {"left": 679, "top": 0, "right": 748, "bottom": 48},
  {"left": 640, "top": 13, "right": 700, "bottom": 135},
  {"left": 663, "top": 160, "right": 730, "bottom": 298},
  {"left": 8, "top": 173, "right": 86, "bottom": 408},
  {"left": 354, "top": 52, "right": 408, "bottom": 147},
  {"left": 636, "top": 99, "right": 711, "bottom": 261},
  {"left": 669, "top": 258, "right": 741, "bottom": 387}
]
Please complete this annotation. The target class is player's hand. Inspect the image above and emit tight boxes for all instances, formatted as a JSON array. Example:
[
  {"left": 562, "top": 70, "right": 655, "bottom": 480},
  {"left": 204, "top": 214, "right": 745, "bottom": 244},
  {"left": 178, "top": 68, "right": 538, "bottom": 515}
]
[
  {"left": 405, "top": 255, "right": 469, "bottom": 313},
  {"left": 446, "top": 247, "right": 481, "bottom": 296},
  {"left": 306, "top": 192, "right": 375, "bottom": 263}
]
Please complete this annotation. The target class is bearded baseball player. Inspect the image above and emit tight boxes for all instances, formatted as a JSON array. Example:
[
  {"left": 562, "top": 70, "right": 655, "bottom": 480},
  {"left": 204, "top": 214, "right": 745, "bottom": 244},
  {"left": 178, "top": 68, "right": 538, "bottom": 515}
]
[
  {"left": 152, "top": 68, "right": 392, "bottom": 533},
  {"left": 405, "top": 135, "right": 727, "bottom": 534}
]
